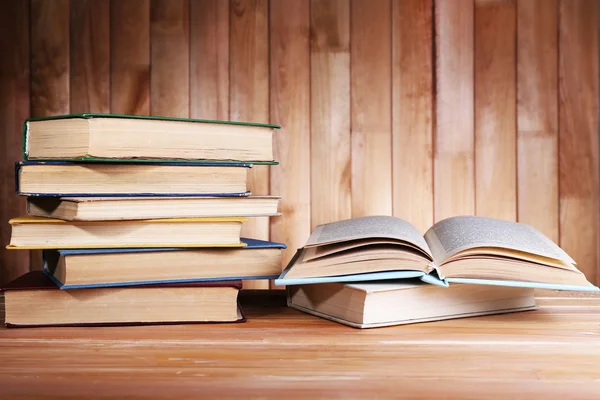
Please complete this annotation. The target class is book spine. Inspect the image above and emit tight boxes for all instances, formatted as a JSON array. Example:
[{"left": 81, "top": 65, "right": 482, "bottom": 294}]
[
  {"left": 22, "top": 120, "right": 29, "bottom": 159},
  {"left": 14, "top": 162, "right": 21, "bottom": 194}
]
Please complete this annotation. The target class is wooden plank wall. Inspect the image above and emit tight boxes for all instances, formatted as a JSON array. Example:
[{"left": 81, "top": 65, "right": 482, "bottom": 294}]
[
  {"left": 0, "top": 0, "right": 30, "bottom": 284},
  {"left": 0, "top": 0, "right": 598, "bottom": 286},
  {"left": 392, "top": 0, "right": 433, "bottom": 233}
]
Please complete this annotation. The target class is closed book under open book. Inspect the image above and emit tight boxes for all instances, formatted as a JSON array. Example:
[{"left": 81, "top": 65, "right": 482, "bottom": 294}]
[
  {"left": 1, "top": 271, "right": 244, "bottom": 328},
  {"left": 276, "top": 216, "right": 599, "bottom": 292},
  {"left": 23, "top": 113, "right": 279, "bottom": 163},
  {"left": 288, "top": 280, "right": 537, "bottom": 328}
]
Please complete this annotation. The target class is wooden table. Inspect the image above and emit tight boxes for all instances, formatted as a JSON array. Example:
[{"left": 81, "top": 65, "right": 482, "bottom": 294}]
[{"left": 1, "top": 291, "right": 600, "bottom": 399}]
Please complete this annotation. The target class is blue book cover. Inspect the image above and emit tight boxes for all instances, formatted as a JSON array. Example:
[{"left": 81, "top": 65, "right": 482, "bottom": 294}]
[
  {"left": 54, "top": 238, "right": 286, "bottom": 256},
  {"left": 15, "top": 161, "right": 252, "bottom": 197},
  {"left": 274, "top": 270, "right": 428, "bottom": 286},
  {"left": 445, "top": 278, "right": 600, "bottom": 292},
  {"left": 44, "top": 238, "right": 287, "bottom": 289}
]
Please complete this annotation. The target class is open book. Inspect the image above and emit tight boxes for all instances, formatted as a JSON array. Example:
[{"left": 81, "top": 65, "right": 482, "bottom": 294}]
[{"left": 275, "top": 216, "right": 599, "bottom": 292}]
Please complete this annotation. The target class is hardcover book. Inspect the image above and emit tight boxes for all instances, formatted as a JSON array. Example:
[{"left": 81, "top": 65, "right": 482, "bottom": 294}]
[
  {"left": 27, "top": 195, "right": 280, "bottom": 221},
  {"left": 16, "top": 161, "right": 251, "bottom": 197},
  {"left": 1, "top": 271, "right": 244, "bottom": 327},
  {"left": 43, "top": 238, "right": 287, "bottom": 289},
  {"left": 23, "top": 113, "right": 279, "bottom": 163},
  {"left": 288, "top": 280, "right": 537, "bottom": 328},
  {"left": 7, "top": 216, "right": 246, "bottom": 249},
  {"left": 275, "top": 215, "right": 599, "bottom": 292}
]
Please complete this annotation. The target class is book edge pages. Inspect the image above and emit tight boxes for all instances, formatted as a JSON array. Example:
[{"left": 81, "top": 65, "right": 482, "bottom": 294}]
[
  {"left": 288, "top": 301, "right": 538, "bottom": 329},
  {"left": 49, "top": 195, "right": 282, "bottom": 202}
]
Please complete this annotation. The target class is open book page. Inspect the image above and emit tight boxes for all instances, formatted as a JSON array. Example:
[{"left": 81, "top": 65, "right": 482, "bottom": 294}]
[
  {"left": 303, "top": 238, "right": 431, "bottom": 262},
  {"left": 305, "top": 216, "right": 433, "bottom": 259},
  {"left": 424, "top": 216, "right": 575, "bottom": 266}
]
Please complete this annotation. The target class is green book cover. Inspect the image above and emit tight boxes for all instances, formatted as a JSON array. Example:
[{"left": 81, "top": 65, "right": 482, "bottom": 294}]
[{"left": 23, "top": 113, "right": 280, "bottom": 165}]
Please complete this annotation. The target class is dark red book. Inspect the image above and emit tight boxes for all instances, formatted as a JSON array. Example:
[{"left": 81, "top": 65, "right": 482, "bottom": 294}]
[{"left": 2, "top": 271, "right": 244, "bottom": 328}]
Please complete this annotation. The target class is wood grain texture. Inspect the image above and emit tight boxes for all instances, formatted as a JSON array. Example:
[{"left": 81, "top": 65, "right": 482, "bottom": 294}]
[
  {"left": 392, "top": 0, "right": 433, "bottom": 233},
  {"left": 190, "top": 0, "right": 229, "bottom": 120},
  {"left": 1, "top": 292, "right": 600, "bottom": 398},
  {"left": 270, "top": 0, "right": 311, "bottom": 268},
  {"left": 0, "top": 0, "right": 29, "bottom": 285},
  {"left": 558, "top": 0, "right": 599, "bottom": 284},
  {"left": 474, "top": 0, "right": 516, "bottom": 221},
  {"left": 110, "top": 0, "right": 150, "bottom": 115},
  {"left": 230, "top": 0, "right": 270, "bottom": 289},
  {"left": 434, "top": 0, "right": 475, "bottom": 221},
  {"left": 0, "top": 0, "right": 599, "bottom": 286},
  {"left": 150, "top": 0, "right": 190, "bottom": 117},
  {"left": 30, "top": 0, "right": 70, "bottom": 271},
  {"left": 70, "top": 0, "right": 110, "bottom": 114},
  {"left": 517, "top": 0, "right": 559, "bottom": 241},
  {"left": 31, "top": 0, "right": 70, "bottom": 117},
  {"left": 350, "top": 0, "right": 392, "bottom": 217},
  {"left": 310, "top": 0, "right": 351, "bottom": 229}
]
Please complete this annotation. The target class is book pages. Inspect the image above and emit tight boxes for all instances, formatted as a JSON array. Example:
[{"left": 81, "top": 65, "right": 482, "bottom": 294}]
[
  {"left": 305, "top": 215, "right": 433, "bottom": 258},
  {"left": 424, "top": 216, "right": 576, "bottom": 265}
]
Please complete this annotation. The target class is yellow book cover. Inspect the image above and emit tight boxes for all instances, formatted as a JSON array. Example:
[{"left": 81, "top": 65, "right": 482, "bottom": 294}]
[{"left": 7, "top": 215, "right": 248, "bottom": 249}]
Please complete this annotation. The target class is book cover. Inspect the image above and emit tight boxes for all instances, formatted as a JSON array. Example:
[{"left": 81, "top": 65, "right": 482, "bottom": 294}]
[
  {"left": 23, "top": 113, "right": 280, "bottom": 165},
  {"left": 15, "top": 161, "right": 253, "bottom": 197},
  {"left": 42, "top": 238, "right": 288, "bottom": 289},
  {"left": 3, "top": 270, "right": 244, "bottom": 291},
  {"left": 288, "top": 298, "right": 537, "bottom": 329},
  {"left": 445, "top": 278, "right": 600, "bottom": 292},
  {"left": 53, "top": 237, "right": 286, "bottom": 255},
  {"left": 7, "top": 216, "right": 248, "bottom": 250},
  {"left": 273, "top": 249, "right": 445, "bottom": 286},
  {"left": 287, "top": 280, "right": 538, "bottom": 328},
  {"left": 9, "top": 215, "right": 247, "bottom": 225}
]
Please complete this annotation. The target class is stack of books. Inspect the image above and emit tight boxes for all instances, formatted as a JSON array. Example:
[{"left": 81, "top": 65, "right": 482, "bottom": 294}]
[
  {"left": 275, "top": 215, "right": 599, "bottom": 328},
  {"left": 2, "top": 113, "right": 286, "bottom": 327}
]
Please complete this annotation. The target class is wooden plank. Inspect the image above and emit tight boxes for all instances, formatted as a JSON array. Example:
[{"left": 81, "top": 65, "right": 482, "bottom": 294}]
[
  {"left": 434, "top": 0, "right": 475, "bottom": 221},
  {"left": 30, "top": 0, "right": 70, "bottom": 271},
  {"left": 350, "top": 0, "right": 392, "bottom": 217},
  {"left": 70, "top": 0, "right": 110, "bottom": 114},
  {"left": 270, "top": 0, "right": 310, "bottom": 268},
  {"left": 190, "top": 0, "right": 229, "bottom": 120},
  {"left": 391, "top": 0, "right": 433, "bottom": 233},
  {"left": 2, "top": 292, "right": 600, "bottom": 398},
  {"left": 230, "top": 0, "right": 270, "bottom": 289},
  {"left": 110, "top": 0, "right": 150, "bottom": 115},
  {"left": 150, "top": 0, "right": 190, "bottom": 117},
  {"left": 558, "top": 0, "right": 599, "bottom": 284},
  {"left": 310, "top": 0, "right": 351, "bottom": 229},
  {"left": 0, "top": 0, "right": 30, "bottom": 285},
  {"left": 516, "top": 0, "right": 558, "bottom": 241},
  {"left": 31, "top": 0, "right": 70, "bottom": 117},
  {"left": 474, "top": 0, "right": 516, "bottom": 221}
]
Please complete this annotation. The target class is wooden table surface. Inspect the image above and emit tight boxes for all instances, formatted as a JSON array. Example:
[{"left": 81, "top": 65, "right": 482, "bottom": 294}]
[{"left": 1, "top": 291, "right": 600, "bottom": 399}]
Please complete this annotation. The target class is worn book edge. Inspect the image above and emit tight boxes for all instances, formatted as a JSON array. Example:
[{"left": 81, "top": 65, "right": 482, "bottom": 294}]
[
  {"left": 23, "top": 113, "right": 279, "bottom": 163},
  {"left": 287, "top": 299, "right": 538, "bottom": 329}
]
